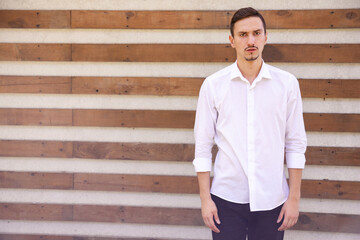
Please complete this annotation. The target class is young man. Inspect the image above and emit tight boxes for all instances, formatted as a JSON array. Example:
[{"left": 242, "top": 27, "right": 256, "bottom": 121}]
[{"left": 193, "top": 7, "right": 307, "bottom": 240}]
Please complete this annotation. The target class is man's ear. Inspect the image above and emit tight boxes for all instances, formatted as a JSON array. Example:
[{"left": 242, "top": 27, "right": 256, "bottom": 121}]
[
  {"left": 229, "top": 35, "right": 235, "bottom": 48},
  {"left": 264, "top": 32, "right": 268, "bottom": 45}
]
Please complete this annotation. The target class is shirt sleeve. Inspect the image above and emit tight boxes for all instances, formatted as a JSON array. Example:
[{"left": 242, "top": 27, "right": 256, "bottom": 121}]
[
  {"left": 285, "top": 75, "right": 307, "bottom": 169},
  {"left": 193, "top": 78, "right": 218, "bottom": 172}
]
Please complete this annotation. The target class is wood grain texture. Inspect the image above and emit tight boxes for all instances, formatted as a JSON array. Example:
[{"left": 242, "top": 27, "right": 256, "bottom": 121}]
[
  {"left": 0, "top": 10, "right": 70, "bottom": 28},
  {"left": 1, "top": 76, "right": 359, "bottom": 98},
  {"left": 71, "top": 9, "right": 360, "bottom": 29},
  {"left": 0, "top": 108, "right": 72, "bottom": 126},
  {"left": 72, "top": 109, "right": 195, "bottom": 128},
  {"left": 0, "top": 203, "right": 73, "bottom": 221},
  {"left": 303, "top": 113, "right": 360, "bottom": 132},
  {"left": 1, "top": 140, "right": 359, "bottom": 166},
  {"left": 301, "top": 180, "right": 360, "bottom": 200},
  {"left": 71, "top": 76, "right": 203, "bottom": 96},
  {"left": 0, "top": 171, "right": 73, "bottom": 190},
  {"left": 0, "top": 140, "right": 73, "bottom": 158},
  {"left": 71, "top": 44, "right": 359, "bottom": 63},
  {"left": 4, "top": 108, "right": 356, "bottom": 132},
  {"left": 73, "top": 141, "right": 196, "bottom": 162},
  {"left": 0, "top": 44, "right": 71, "bottom": 61},
  {"left": 0, "top": 76, "right": 72, "bottom": 94},
  {"left": 299, "top": 79, "right": 360, "bottom": 98},
  {"left": 1, "top": 202, "right": 358, "bottom": 233}
]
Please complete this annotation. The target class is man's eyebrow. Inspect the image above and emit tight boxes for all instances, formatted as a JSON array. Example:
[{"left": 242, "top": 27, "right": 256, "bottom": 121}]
[{"left": 237, "top": 29, "right": 263, "bottom": 34}]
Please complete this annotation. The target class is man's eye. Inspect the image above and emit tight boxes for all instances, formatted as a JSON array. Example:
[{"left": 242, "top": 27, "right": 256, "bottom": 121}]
[
  {"left": 255, "top": 32, "right": 260, "bottom": 35},
  {"left": 240, "top": 33, "right": 246, "bottom": 37}
]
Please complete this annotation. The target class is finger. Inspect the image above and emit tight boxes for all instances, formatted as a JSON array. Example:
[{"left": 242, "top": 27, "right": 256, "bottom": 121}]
[
  {"left": 277, "top": 207, "right": 285, "bottom": 223},
  {"left": 278, "top": 218, "right": 289, "bottom": 231},
  {"left": 208, "top": 217, "right": 220, "bottom": 233},
  {"left": 213, "top": 211, "right": 221, "bottom": 225}
]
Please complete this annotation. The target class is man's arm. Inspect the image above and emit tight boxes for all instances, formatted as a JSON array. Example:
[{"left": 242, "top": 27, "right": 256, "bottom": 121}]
[
  {"left": 277, "top": 168, "right": 302, "bottom": 231},
  {"left": 197, "top": 172, "right": 221, "bottom": 233}
]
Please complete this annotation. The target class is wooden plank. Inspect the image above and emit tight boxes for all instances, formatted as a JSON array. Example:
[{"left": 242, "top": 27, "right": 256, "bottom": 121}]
[
  {"left": 295, "top": 212, "right": 360, "bottom": 233},
  {"left": 73, "top": 142, "right": 195, "bottom": 162},
  {"left": 71, "top": 77, "right": 203, "bottom": 96},
  {"left": 74, "top": 173, "right": 360, "bottom": 200},
  {"left": 1, "top": 202, "right": 358, "bottom": 233},
  {"left": 0, "top": 108, "right": 73, "bottom": 126},
  {"left": 299, "top": 79, "right": 360, "bottom": 98},
  {"left": 0, "top": 43, "right": 71, "bottom": 61},
  {"left": 73, "top": 204, "right": 203, "bottom": 226},
  {"left": 0, "top": 171, "right": 73, "bottom": 190},
  {"left": 72, "top": 77, "right": 360, "bottom": 98},
  {"left": 0, "top": 76, "right": 72, "bottom": 94},
  {"left": 1, "top": 140, "right": 359, "bottom": 166},
  {"left": 71, "top": 9, "right": 360, "bottom": 29},
  {"left": 303, "top": 113, "right": 360, "bottom": 132},
  {"left": 74, "top": 173, "right": 199, "bottom": 194},
  {"left": 71, "top": 44, "right": 359, "bottom": 63},
  {"left": 0, "top": 203, "right": 72, "bottom": 221},
  {"left": 0, "top": 10, "right": 70, "bottom": 28},
  {"left": 0, "top": 140, "right": 73, "bottom": 158},
  {"left": 73, "top": 109, "right": 195, "bottom": 128},
  {"left": 306, "top": 147, "right": 360, "bottom": 166}
]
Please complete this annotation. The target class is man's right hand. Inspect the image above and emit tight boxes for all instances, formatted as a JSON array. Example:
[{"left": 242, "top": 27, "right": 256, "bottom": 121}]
[{"left": 201, "top": 198, "right": 221, "bottom": 233}]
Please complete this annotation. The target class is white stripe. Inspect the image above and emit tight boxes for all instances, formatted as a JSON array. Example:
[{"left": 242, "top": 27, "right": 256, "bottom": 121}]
[
  {"left": 0, "top": 126, "right": 358, "bottom": 147},
  {"left": 0, "top": 62, "right": 359, "bottom": 79},
  {"left": 285, "top": 230, "right": 360, "bottom": 240},
  {"left": 0, "top": 94, "right": 359, "bottom": 113},
  {"left": 0, "top": 157, "right": 359, "bottom": 181},
  {"left": 0, "top": 0, "right": 358, "bottom": 10},
  {"left": 0, "top": 189, "right": 359, "bottom": 215},
  {"left": 0, "top": 220, "right": 211, "bottom": 239},
  {"left": 0, "top": 29, "right": 359, "bottom": 44}
]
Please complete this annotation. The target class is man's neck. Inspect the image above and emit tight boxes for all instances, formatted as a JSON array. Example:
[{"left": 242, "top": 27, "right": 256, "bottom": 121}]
[{"left": 237, "top": 58, "right": 263, "bottom": 84}]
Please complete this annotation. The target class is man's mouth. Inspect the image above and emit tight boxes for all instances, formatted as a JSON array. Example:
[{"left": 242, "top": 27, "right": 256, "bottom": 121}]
[{"left": 245, "top": 47, "right": 258, "bottom": 53}]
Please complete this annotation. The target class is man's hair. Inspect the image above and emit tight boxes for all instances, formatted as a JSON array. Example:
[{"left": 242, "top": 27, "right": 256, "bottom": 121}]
[{"left": 230, "top": 7, "right": 267, "bottom": 37}]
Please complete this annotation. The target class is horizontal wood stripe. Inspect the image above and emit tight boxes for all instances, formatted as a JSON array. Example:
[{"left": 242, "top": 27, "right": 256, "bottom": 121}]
[
  {"left": 0, "top": 76, "right": 72, "bottom": 94},
  {"left": 70, "top": 9, "right": 360, "bottom": 29},
  {"left": 1, "top": 44, "right": 358, "bottom": 63},
  {"left": 1, "top": 171, "right": 359, "bottom": 200},
  {"left": 1, "top": 76, "right": 359, "bottom": 98},
  {"left": 0, "top": 10, "right": 358, "bottom": 29},
  {"left": 0, "top": 10, "right": 70, "bottom": 28},
  {"left": 1, "top": 202, "right": 359, "bottom": 233},
  {"left": 0, "top": 140, "right": 73, "bottom": 158},
  {"left": 0, "top": 171, "right": 73, "bottom": 190},
  {"left": 0, "top": 44, "right": 71, "bottom": 61},
  {"left": 1, "top": 140, "right": 359, "bottom": 166},
  {"left": 71, "top": 44, "right": 359, "bottom": 63},
  {"left": 1, "top": 109, "right": 359, "bottom": 132},
  {"left": 0, "top": 108, "right": 72, "bottom": 126}
]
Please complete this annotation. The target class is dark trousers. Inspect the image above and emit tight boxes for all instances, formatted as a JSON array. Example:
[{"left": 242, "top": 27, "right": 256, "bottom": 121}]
[{"left": 211, "top": 194, "right": 284, "bottom": 240}]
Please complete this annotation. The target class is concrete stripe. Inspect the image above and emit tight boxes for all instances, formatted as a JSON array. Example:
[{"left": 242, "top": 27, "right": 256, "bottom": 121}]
[
  {"left": 285, "top": 230, "right": 360, "bottom": 240},
  {"left": 0, "top": 0, "right": 358, "bottom": 10},
  {"left": 0, "top": 29, "right": 359, "bottom": 44},
  {"left": 0, "top": 220, "right": 211, "bottom": 239},
  {"left": 0, "top": 189, "right": 359, "bottom": 215},
  {"left": 0, "top": 157, "right": 359, "bottom": 181},
  {"left": 0, "top": 126, "right": 358, "bottom": 147},
  {"left": 0, "top": 62, "right": 359, "bottom": 79},
  {"left": 0, "top": 94, "right": 359, "bottom": 113}
]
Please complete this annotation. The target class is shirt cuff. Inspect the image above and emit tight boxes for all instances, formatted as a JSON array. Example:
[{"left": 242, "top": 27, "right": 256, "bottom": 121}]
[
  {"left": 286, "top": 152, "right": 306, "bottom": 169},
  {"left": 193, "top": 157, "right": 212, "bottom": 172}
]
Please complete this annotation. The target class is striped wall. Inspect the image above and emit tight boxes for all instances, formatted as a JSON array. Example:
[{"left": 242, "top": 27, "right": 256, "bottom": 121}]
[{"left": 0, "top": 0, "right": 359, "bottom": 239}]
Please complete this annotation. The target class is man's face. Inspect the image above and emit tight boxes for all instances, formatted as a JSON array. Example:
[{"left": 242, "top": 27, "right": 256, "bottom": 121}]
[{"left": 229, "top": 16, "right": 267, "bottom": 62}]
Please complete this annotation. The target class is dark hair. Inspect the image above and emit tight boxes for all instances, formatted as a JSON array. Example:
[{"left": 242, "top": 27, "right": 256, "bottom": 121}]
[{"left": 230, "top": 7, "right": 267, "bottom": 37}]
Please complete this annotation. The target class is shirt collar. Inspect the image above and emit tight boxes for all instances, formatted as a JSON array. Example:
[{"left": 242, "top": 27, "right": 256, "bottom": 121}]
[{"left": 230, "top": 60, "right": 272, "bottom": 84}]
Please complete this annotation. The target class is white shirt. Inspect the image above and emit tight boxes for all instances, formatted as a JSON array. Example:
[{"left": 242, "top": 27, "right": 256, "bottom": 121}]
[{"left": 193, "top": 61, "right": 307, "bottom": 211}]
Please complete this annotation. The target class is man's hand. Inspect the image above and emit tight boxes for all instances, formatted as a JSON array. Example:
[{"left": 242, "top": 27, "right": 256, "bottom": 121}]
[
  {"left": 201, "top": 198, "right": 221, "bottom": 233},
  {"left": 277, "top": 197, "right": 300, "bottom": 231}
]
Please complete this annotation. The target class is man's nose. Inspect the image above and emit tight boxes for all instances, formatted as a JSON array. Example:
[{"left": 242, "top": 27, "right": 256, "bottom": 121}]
[{"left": 248, "top": 35, "right": 255, "bottom": 45}]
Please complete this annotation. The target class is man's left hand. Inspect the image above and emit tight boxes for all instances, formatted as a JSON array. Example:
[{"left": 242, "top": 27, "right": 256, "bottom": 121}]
[{"left": 277, "top": 197, "right": 300, "bottom": 231}]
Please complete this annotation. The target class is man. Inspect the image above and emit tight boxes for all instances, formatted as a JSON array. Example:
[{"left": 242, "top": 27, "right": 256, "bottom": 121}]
[{"left": 193, "top": 7, "right": 307, "bottom": 240}]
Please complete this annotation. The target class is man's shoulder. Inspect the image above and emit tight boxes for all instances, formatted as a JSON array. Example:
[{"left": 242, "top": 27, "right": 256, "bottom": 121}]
[
  {"left": 205, "top": 63, "right": 235, "bottom": 83},
  {"left": 265, "top": 63, "right": 297, "bottom": 82}
]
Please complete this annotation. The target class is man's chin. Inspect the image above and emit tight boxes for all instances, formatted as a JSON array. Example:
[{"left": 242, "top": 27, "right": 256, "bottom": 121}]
[{"left": 245, "top": 55, "right": 259, "bottom": 62}]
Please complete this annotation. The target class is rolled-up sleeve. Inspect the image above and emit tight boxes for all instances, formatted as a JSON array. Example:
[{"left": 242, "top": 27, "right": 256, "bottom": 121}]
[
  {"left": 285, "top": 76, "right": 307, "bottom": 169},
  {"left": 193, "top": 78, "right": 217, "bottom": 172}
]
